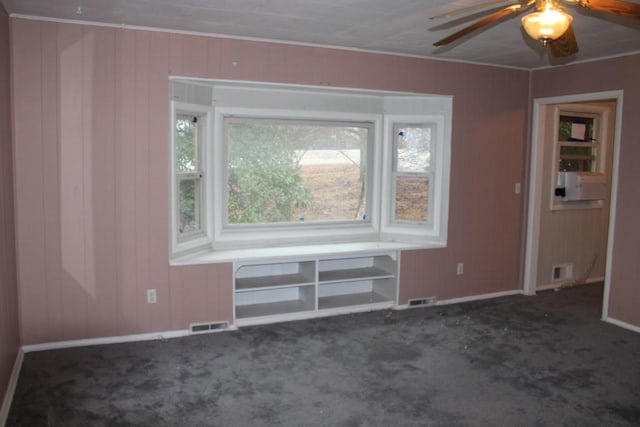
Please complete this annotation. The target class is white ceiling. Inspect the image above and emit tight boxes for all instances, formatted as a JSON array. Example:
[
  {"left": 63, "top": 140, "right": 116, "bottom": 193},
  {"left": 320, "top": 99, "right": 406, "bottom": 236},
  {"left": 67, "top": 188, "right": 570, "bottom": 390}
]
[{"left": 3, "top": 0, "right": 640, "bottom": 69}]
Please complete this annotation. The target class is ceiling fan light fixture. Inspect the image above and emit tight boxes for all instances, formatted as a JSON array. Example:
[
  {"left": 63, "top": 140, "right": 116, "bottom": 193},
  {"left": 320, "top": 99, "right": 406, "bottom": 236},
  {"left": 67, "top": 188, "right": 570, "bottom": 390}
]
[{"left": 521, "top": 0, "right": 573, "bottom": 46}]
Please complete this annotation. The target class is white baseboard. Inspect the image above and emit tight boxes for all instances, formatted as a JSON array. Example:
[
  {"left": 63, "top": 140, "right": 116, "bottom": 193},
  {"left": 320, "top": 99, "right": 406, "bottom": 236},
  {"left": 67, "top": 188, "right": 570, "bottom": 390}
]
[
  {"left": 436, "top": 289, "right": 523, "bottom": 306},
  {"left": 395, "top": 289, "right": 522, "bottom": 310},
  {"left": 22, "top": 329, "right": 189, "bottom": 353},
  {"left": 21, "top": 326, "right": 234, "bottom": 354},
  {"left": 0, "top": 349, "right": 24, "bottom": 427},
  {"left": 603, "top": 316, "right": 640, "bottom": 334},
  {"left": 536, "top": 276, "right": 605, "bottom": 292}
]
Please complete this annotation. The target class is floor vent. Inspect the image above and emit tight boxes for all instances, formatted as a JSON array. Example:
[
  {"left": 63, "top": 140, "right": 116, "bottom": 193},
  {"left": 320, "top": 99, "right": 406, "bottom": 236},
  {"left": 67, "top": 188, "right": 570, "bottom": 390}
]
[
  {"left": 190, "top": 321, "right": 229, "bottom": 334},
  {"left": 552, "top": 263, "right": 574, "bottom": 283},
  {"left": 408, "top": 297, "right": 437, "bottom": 307}
]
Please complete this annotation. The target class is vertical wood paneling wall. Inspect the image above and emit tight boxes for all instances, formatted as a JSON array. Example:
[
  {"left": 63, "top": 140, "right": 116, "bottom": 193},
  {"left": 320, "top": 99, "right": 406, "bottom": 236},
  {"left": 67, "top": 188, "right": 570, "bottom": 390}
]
[
  {"left": 0, "top": 5, "right": 19, "bottom": 402},
  {"left": 532, "top": 54, "right": 640, "bottom": 328},
  {"left": 11, "top": 18, "right": 530, "bottom": 345}
]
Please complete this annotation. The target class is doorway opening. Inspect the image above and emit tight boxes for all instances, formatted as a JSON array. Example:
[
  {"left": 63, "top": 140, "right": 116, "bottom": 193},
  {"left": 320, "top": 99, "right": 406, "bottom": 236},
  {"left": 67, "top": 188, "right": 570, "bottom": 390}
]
[{"left": 523, "top": 91, "right": 623, "bottom": 321}]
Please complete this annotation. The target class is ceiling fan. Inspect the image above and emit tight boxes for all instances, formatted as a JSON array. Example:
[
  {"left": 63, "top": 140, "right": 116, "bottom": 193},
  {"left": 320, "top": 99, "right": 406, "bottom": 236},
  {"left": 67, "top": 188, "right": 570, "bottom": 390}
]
[{"left": 431, "top": 0, "right": 640, "bottom": 57}]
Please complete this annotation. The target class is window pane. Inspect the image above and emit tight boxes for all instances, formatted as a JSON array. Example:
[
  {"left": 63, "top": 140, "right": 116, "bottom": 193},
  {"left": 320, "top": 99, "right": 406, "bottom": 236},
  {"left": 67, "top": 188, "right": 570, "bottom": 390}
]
[
  {"left": 559, "top": 145, "right": 596, "bottom": 172},
  {"left": 558, "top": 115, "right": 595, "bottom": 142},
  {"left": 227, "top": 120, "right": 369, "bottom": 225},
  {"left": 395, "top": 176, "right": 428, "bottom": 222},
  {"left": 396, "top": 126, "right": 432, "bottom": 173},
  {"left": 559, "top": 159, "right": 596, "bottom": 172},
  {"left": 178, "top": 178, "right": 201, "bottom": 235},
  {"left": 175, "top": 114, "right": 199, "bottom": 173}
]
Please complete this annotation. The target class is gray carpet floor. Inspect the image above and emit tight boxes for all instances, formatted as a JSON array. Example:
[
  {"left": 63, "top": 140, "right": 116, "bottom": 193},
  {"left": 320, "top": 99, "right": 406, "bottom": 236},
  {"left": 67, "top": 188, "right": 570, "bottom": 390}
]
[{"left": 7, "top": 283, "right": 640, "bottom": 426}]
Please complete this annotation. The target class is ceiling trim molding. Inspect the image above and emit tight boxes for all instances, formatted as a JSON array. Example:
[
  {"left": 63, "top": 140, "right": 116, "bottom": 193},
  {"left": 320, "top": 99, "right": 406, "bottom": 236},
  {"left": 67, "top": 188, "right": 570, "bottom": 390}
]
[
  {"left": 9, "top": 13, "right": 532, "bottom": 72},
  {"left": 530, "top": 50, "right": 640, "bottom": 72}
]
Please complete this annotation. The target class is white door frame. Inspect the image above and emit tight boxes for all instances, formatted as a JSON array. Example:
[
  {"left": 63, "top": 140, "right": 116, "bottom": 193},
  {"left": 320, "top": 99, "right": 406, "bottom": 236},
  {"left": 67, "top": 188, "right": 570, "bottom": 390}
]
[{"left": 523, "top": 90, "right": 623, "bottom": 319}]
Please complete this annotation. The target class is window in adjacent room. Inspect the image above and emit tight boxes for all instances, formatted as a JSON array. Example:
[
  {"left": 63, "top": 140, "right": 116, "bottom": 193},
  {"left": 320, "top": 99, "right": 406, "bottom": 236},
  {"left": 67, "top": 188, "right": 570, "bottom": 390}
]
[
  {"left": 551, "top": 104, "right": 611, "bottom": 210},
  {"left": 557, "top": 113, "right": 598, "bottom": 173}
]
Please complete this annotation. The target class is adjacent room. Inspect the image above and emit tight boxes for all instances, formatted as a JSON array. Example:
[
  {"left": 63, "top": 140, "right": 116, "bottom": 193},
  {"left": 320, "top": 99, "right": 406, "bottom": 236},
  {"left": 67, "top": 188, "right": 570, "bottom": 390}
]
[{"left": 1, "top": 0, "right": 639, "bottom": 425}]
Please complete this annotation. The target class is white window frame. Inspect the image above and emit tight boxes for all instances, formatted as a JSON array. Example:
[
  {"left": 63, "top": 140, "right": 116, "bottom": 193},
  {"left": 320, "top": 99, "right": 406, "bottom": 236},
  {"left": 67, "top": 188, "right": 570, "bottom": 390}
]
[
  {"left": 212, "top": 107, "right": 383, "bottom": 250},
  {"left": 381, "top": 114, "right": 450, "bottom": 244},
  {"left": 550, "top": 104, "right": 610, "bottom": 211},
  {"left": 221, "top": 115, "right": 376, "bottom": 227},
  {"left": 170, "top": 101, "right": 214, "bottom": 257},
  {"left": 557, "top": 110, "right": 599, "bottom": 174},
  {"left": 169, "top": 79, "right": 452, "bottom": 261},
  {"left": 391, "top": 122, "right": 436, "bottom": 226}
]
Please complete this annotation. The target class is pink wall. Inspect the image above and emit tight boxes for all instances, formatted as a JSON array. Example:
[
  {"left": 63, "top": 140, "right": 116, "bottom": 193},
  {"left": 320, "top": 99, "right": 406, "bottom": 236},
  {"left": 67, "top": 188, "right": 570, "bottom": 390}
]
[
  {"left": 10, "top": 18, "right": 530, "bottom": 345},
  {"left": 0, "top": 5, "right": 20, "bottom": 403},
  {"left": 531, "top": 54, "right": 640, "bottom": 328}
]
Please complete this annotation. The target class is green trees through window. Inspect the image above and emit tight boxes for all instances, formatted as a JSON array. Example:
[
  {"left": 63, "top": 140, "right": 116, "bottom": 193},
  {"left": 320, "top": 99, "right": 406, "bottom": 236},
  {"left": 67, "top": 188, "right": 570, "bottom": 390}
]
[
  {"left": 175, "top": 115, "right": 202, "bottom": 236},
  {"left": 226, "top": 120, "right": 369, "bottom": 225}
]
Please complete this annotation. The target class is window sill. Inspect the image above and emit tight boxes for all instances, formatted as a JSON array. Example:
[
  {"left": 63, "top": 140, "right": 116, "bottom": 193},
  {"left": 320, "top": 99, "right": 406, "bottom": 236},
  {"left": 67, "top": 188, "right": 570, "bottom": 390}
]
[
  {"left": 170, "top": 240, "right": 445, "bottom": 265},
  {"left": 551, "top": 199, "right": 604, "bottom": 211}
]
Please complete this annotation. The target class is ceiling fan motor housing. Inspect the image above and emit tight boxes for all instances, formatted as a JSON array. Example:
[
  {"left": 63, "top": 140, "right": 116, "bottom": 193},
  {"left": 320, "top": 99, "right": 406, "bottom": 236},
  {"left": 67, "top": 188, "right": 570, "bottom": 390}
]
[
  {"left": 432, "top": 0, "right": 640, "bottom": 58},
  {"left": 522, "top": 0, "right": 574, "bottom": 44}
]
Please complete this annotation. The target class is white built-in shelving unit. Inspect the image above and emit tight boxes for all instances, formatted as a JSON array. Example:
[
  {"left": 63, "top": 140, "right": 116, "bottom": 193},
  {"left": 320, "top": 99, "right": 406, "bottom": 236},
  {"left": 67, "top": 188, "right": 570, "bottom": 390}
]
[{"left": 234, "top": 252, "right": 398, "bottom": 326}]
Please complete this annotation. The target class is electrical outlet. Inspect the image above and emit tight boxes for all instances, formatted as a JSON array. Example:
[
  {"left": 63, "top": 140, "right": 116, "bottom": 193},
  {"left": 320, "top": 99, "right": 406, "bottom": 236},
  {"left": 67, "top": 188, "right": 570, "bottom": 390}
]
[
  {"left": 456, "top": 262, "right": 464, "bottom": 275},
  {"left": 147, "top": 289, "right": 157, "bottom": 304},
  {"left": 515, "top": 182, "right": 521, "bottom": 194}
]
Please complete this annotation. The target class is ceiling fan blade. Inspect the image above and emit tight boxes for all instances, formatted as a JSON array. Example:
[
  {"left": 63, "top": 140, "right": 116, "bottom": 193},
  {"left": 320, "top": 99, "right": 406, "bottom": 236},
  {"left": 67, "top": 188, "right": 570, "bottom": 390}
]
[
  {"left": 430, "top": 0, "right": 516, "bottom": 19},
  {"left": 549, "top": 24, "right": 579, "bottom": 57},
  {"left": 577, "top": 0, "right": 640, "bottom": 18},
  {"left": 433, "top": 3, "right": 530, "bottom": 46}
]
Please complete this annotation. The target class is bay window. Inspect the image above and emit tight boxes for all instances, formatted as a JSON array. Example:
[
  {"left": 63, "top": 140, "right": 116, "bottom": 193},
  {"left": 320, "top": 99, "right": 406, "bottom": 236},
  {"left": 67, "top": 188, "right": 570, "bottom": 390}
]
[{"left": 170, "top": 80, "right": 452, "bottom": 261}]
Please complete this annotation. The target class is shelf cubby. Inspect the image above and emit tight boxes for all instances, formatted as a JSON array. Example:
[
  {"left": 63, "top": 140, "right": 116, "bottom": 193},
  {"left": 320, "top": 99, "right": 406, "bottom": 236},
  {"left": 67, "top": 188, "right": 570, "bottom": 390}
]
[
  {"left": 235, "top": 261, "right": 315, "bottom": 291},
  {"left": 235, "top": 285, "right": 316, "bottom": 320},
  {"left": 234, "top": 253, "right": 398, "bottom": 326}
]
